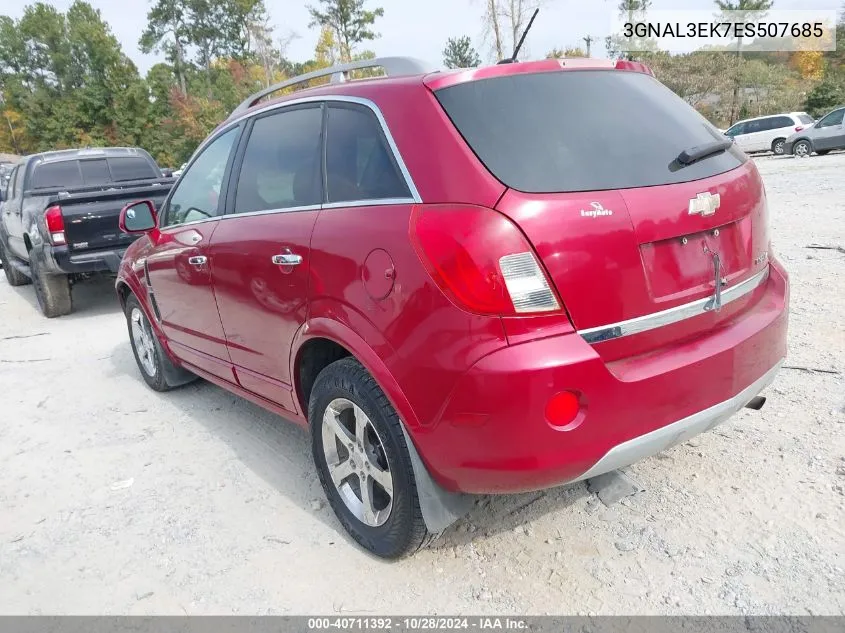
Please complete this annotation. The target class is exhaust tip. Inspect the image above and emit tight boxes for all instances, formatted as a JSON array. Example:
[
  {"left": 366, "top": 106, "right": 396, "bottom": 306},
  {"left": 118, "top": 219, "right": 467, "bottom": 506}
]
[{"left": 745, "top": 395, "right": 766, "bottom": 411}]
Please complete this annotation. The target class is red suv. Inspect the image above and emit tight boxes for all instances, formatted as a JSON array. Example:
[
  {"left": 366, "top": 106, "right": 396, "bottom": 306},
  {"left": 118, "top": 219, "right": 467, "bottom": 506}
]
[{"left": 116, "top": 57, "right": 789, "bottom": 558}]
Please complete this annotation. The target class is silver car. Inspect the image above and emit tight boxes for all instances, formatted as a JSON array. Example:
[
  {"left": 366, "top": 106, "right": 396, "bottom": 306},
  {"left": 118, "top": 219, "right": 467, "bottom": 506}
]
[{"left": 784, "top": 106, "right": 845, "bottom": 157}]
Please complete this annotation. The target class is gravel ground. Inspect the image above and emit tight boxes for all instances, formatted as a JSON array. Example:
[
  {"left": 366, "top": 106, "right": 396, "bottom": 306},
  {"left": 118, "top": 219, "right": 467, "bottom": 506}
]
[{"left": 0, "top": 153, "right": 843, "bottom": 616}]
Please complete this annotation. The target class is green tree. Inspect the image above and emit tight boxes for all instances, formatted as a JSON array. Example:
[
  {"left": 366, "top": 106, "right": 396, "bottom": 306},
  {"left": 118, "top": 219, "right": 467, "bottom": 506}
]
[
  {"left": 804, "top": 80, "right": 844, "bottom": 117},
  {"left": 442, "top": 36, "right": 482, "bottom": 69},
  {"left": 307, "top": 0, "right": 384, "bottom": 63},
  {"left": 714, "top": 0, "right": 774, "bottom": 124},
  {"left": 139, "top": 0, "right": 190, "bottom": 95},
  {"left": 546, "top": 46, "right": 587, "bottom": 59}
]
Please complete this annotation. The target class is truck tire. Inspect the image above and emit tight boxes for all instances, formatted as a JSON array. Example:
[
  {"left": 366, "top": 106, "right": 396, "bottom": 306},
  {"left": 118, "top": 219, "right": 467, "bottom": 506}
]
[
  {"left": 30, "top": 255, "right": 72, "bottom": 317},
  {"left": 0, "top": 239, "right": 31, "bottom": 287}
]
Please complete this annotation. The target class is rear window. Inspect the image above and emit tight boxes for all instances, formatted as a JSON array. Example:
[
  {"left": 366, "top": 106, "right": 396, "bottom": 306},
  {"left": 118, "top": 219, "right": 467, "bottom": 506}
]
[
  {"left": 435, "top": 70, "right": 745, "bottom": 193},
  {"left": 107, "top": 156, "right": 157, "bottom": 182},
  {"left": 30, "top": 162, "right": 83, "bottom": 189},
  {"left": 80, "top": 159, "right": 111, "bottom": 184},
  {"left": 798, "top": 114, "right": 815, "bottom": 125}
]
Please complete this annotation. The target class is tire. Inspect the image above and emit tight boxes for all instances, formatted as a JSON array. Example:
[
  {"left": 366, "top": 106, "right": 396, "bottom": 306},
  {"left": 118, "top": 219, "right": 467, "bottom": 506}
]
[
  {"left": 0, "top": 239, "right": 31, "bottom": 287},
  {"left": 310, "top": 357, "right": 429, "bottom": 559},
  {"left": 793, "top": 140, "right": 812, "bottom": 158},
  {"left": 816, "top": 150, "right": 830, "bottom": 156},
  {"left": 124, "top": 293, "right": 196, "bottom": 391},
  {"left": 771, "top": 138, "right": 786, "bottom": 155},
  {"left": 30, "top": 255, "right": 72, "bottom": 317}
]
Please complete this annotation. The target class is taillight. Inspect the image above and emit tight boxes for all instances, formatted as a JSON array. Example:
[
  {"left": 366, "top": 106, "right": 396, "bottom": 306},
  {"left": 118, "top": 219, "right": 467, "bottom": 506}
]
[
  {"left": 410, "top": 205, "right": 561, "bottom": 316},
  {"left": 44, "top": 205, "right": 66, "bottom": 245},
  {"left": 795, "top": 126, "right": 804, "bottom": 132}
]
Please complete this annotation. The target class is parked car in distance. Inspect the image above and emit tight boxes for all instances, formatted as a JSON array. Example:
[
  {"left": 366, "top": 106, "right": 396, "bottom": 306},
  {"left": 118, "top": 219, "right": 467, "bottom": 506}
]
[
  {"left": 0, "top": 148, "right": 174, "bottom": 317},
  {"left": 116, "top": 56, "right": 788, "bottom": 559},
  {"left": 723, "top": 112, "right": 815, "bottom": 155},
  {"left": 784, "top": 106, "right": 845, "bottom": 157}
]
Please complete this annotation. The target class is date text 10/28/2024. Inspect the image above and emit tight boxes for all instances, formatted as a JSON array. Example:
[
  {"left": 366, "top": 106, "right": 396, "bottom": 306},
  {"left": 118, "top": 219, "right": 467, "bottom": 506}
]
[{"left": 308, "top": 618, "right": 528, "bottom": 631}]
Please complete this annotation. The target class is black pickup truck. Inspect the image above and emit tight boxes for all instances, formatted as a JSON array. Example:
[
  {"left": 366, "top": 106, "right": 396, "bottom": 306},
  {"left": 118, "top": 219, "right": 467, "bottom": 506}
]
[{"left": 0, "top": 148, "right": 173, "bottom": 317}]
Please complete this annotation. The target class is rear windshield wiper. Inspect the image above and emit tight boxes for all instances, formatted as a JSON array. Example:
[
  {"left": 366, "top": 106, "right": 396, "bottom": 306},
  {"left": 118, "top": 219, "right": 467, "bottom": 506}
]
[{"left": 676, "top": 138, "right": 733, "bottom": 166}]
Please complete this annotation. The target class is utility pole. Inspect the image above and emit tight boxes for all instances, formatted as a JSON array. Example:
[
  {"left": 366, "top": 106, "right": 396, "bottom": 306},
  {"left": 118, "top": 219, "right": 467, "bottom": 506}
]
[{"left": 582, "top": 35, "right": 594, "bottom": 57}]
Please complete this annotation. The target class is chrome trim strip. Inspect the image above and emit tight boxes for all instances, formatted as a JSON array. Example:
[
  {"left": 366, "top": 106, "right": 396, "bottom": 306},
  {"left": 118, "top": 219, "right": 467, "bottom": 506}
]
[
  {"left": 569, "top": 359, "right": 784, "bottom": 485},
  {"left": 577, "top": 267, "right": 770, "bottom": 344},
  {"left": 220, "top": 204, "right": 322, "bottom": 221},
  {"left": 322, "top": 197, "right": 417, "bottom": 209}
]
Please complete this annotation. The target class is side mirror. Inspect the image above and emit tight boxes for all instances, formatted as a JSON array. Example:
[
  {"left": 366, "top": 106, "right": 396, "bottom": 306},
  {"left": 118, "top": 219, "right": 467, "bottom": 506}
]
[{"left": 119, "top": 200, "right": 157, "bottom": 234}]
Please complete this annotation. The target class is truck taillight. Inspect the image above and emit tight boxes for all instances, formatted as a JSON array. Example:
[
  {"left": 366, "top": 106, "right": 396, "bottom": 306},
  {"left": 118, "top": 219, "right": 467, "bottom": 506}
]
[
  {"left": 410, "top": 205, "right": 561, "bottom": 316},
  {"left": 44, "top": 205, "right": 66, "bottom": 245},
  {"left": 795, "top": 126, "right": 804, "bottom": 132}
]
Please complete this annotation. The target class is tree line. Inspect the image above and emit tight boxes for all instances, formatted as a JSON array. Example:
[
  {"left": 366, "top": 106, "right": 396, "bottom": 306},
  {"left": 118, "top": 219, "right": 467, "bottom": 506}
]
[{"left": 1, "top": 0, "right": 843, "bottom": 167}]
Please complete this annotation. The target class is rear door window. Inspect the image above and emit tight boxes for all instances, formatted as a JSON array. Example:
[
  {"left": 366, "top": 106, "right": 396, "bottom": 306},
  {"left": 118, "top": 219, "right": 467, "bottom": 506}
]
[
  {"left": 435, "top": 70, "right": 745, "bottom": 193},
  {"left": 232, "top": 105, "right": 323, "bottom": 214},
  {"left": 325, "top": 103, "right": 412, "bottom": 203},
  {"left": 29, "top": 161, "right": 83, "bottom": 189},
  {"left": 798, "top": 114, "right": 815, "bottom": 125}
]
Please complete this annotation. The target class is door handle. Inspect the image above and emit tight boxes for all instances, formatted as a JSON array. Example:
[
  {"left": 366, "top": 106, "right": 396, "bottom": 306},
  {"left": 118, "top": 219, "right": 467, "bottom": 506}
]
[
  {"left": 271, "top": 252, "right": 303, "bottom": 266},
  {"left": 188, "top": 255, "right": 207, "bottom": 266}
]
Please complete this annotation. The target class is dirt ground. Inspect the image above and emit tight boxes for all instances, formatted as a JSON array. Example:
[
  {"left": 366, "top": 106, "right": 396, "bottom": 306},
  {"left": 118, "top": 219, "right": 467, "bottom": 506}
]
[{"left": 0, "top": 153, "right": 843, "bottom": 616}]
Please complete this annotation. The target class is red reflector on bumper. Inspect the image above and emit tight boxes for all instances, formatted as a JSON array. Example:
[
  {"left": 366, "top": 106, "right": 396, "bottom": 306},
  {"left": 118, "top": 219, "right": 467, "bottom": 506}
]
[{"left": 545, "top": 391, "right": 580, "bottom": 428}]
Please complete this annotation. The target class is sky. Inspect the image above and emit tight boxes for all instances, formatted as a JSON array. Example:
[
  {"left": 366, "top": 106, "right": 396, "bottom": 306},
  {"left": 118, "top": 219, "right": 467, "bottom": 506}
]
[{"left": 3, "top": 0, "right": 841, "bottom": 76}]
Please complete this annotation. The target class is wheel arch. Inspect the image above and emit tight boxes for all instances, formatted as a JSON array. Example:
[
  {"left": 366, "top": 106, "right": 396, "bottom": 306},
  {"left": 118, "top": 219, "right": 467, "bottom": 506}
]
[
  {"left": 291, "top": 315, "right": 421, "bottom": 431},
  {"left": 792, "top": 137, "right": 814, "bottom": 151},
  {"left": 294, "top": 316, "right": 473, "bottom": 534}
]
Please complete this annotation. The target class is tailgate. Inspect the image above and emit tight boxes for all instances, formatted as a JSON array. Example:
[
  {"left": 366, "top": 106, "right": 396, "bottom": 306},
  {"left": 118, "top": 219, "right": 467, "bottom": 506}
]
[
  {"left": 59, "top": 188, "right": 170, "bottom": 252},
  {"left": 496, "top": 161, "right": 769, "bottom": 333}
]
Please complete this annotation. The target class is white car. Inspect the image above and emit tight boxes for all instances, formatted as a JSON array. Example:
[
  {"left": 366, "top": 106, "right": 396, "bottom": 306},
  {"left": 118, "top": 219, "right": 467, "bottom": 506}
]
[{"left": 724, "top": 112, "right": 815, "bottom": 155}]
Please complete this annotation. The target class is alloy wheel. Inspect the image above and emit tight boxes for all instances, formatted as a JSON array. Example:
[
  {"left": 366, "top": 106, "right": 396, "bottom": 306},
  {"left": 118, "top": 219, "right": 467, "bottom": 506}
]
[
  {"left": 773, "top": 140, "right": 784, "bottom": 155},
  {"left": 321, "top": 397, "right": 394, "bottom": 527},
  {"left": 794, "top": 142, "right": 810, "bottom": 158},
  {"left": 130, "top": 307, "right": 157, "bottom": 377}
]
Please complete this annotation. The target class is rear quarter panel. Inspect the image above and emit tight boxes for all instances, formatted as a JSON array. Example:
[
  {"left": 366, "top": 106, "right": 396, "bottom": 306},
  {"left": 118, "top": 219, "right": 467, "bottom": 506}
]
[{"left": 304, "top": 204, "right": 508, "bottom": 433}]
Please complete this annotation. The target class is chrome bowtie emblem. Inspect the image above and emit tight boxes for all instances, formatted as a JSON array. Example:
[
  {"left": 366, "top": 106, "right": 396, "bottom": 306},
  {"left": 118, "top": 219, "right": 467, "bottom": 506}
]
[{"left": 688, "top": 192, "right": 720, "bottom": 217}]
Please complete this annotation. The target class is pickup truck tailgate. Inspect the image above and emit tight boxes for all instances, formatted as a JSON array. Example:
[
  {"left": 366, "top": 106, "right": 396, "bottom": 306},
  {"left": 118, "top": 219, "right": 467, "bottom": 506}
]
[{"left": 59, "top": 188, "right": 170, "bottom": 252}]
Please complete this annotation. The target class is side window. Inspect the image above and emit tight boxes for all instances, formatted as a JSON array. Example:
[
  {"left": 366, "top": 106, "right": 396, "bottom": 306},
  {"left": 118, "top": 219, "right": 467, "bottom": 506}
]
[
  {"left": 163, "top": 127, "right": 238, "bottom": 227},
  {"left": 325, "top": 103, "right": 411, "bottom": 203},
  {"left": 726, "top": 122, "right": 745, "bottom": 136},
  {"left": 745, "top": 119, "right": 763, "bottom": 134},
  {"left": 233, "top": 106, "right": 323, "bottom": 214},
  {"left": 818, "top": 109, "right": 844, "bottom": 127},
  {"left": 7, "top": 166, "right": 18, "bottom": 198},
  {"left": 768, "top": 117, "right": 790, "bottom": 130},
  {"left": 14, "top": 164, "right": 26, "bottom": 196}
]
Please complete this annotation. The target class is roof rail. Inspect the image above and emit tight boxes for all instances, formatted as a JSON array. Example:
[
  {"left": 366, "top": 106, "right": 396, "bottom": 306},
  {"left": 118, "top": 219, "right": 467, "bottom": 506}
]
[{"left": 230, "top": 56, "right": 436, "bottom": 118}]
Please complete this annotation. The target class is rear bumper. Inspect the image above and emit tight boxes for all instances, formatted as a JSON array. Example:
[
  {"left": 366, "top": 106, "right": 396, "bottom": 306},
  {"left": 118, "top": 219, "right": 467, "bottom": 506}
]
[
  {"left": 414, "top": 260, "right": 789, "bottom": 494},
  {"left": 48, "top": 245, "right": 128, "bottom": 274}
]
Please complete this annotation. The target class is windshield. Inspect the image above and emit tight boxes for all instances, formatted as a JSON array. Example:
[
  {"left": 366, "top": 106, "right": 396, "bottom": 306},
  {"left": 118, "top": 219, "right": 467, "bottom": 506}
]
[{"left": 434, "top": 70, "right": 746, "bottom": 193}]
